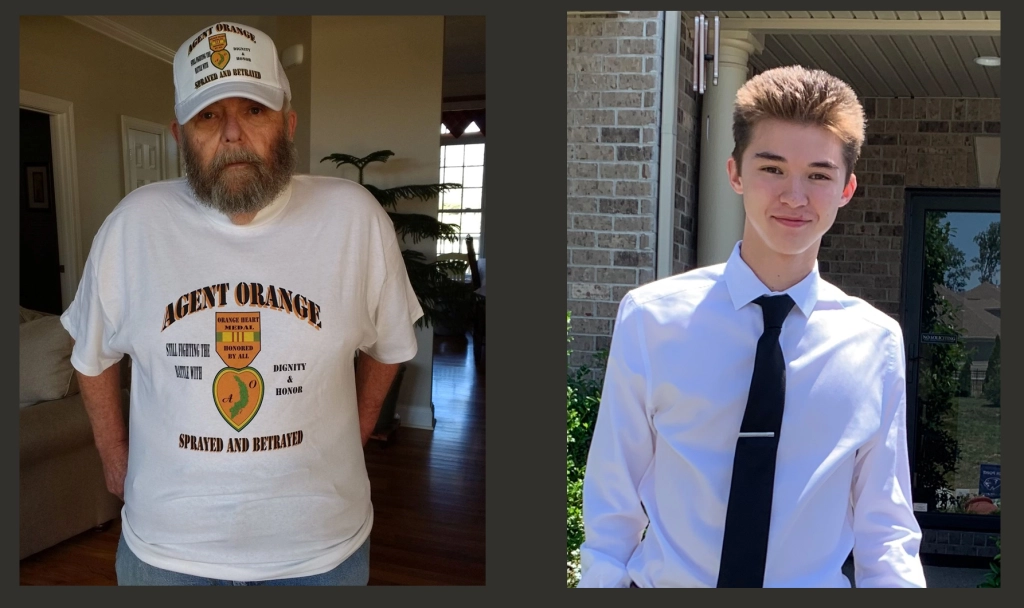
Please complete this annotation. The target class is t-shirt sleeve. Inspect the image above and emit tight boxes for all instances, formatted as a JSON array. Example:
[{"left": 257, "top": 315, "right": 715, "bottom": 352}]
[
  {"left": 359, "top": 230, "right": 424, "bottom": 364},
  {"left": 59, "top": 232, "right": 125, "bottom": 377}
]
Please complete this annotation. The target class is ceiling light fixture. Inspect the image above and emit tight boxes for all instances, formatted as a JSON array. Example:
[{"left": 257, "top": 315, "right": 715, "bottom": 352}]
[{"left": 975, "top": 56, "right": 1000, "bottom": 67}]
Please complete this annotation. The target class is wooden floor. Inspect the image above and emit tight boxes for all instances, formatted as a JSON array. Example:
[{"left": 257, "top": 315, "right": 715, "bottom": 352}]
[{"left": 19, "top": 334, "right": 485, "bottom": 585}]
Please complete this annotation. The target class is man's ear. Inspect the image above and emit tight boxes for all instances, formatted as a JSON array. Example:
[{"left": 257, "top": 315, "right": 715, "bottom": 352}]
[
  {"left": 170, "top": 121, "right": 182, "bottom": 146},
  {"left": 286, "top": 110, "right": 297, "bottom": 140},
  {"left": 838, "top": 173, "right": 858, "bottom": 208}
]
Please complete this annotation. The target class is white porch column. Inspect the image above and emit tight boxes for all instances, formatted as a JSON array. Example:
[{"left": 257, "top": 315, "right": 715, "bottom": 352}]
[{"left": 696, "top": 30, "right": 762, "bottom": 267}]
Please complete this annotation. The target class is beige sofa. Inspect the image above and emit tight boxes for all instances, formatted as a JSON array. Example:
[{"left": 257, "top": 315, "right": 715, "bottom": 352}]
[{"left": 19, "top": 306, "right": 130, "bottom": 559}]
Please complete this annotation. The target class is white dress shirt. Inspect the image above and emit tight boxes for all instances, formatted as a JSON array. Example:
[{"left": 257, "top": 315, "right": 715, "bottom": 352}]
[{"left": 579, "top": 242, "right": 926, "bottom": 588}]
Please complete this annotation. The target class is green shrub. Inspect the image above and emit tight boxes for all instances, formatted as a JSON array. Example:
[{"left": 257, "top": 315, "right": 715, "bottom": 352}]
[
  {"left": 567, "top": 312, "right": 605, "bottom": 587},
  {"left": 978, "top": 539, "right": 1000, "bottom": 588}
]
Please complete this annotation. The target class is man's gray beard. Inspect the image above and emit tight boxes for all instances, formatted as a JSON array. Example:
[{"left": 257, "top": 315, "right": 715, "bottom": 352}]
[{"left": 181, "top": 126, "right": 297, "bottom": 217}]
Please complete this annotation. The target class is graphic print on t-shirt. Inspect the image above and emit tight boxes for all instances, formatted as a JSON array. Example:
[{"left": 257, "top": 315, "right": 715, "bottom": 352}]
[
  {"left": 160, "top": 281, "right": 320, "bottom": 442},
  {"left": 213, "top": 311, "right": 264, "bottom": 431}
]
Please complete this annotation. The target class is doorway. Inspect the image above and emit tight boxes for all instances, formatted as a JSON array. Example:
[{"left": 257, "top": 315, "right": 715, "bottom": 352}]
[
  {"left": 20, "top": 90, "right": 82, "bottom": 312},
  {"left": 901, "top": 189, "right": 1000, "bottom": 532},
  {"left": 20, "top": 109, "right": 62, "bottom": 314}
]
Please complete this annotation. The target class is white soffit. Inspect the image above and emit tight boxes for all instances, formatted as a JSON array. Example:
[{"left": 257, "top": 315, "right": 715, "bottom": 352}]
[{"left": 710, "top": 11, "right": 1000, "bottom": 98}]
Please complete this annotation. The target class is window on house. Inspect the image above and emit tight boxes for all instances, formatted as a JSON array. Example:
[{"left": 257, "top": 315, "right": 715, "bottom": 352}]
[{"left": 438, "top": 130, "right": 484, "bottom": 260}]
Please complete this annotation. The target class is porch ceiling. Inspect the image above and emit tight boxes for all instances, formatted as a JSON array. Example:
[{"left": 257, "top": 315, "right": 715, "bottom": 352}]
[{"left": 689, "top": 11, "right": 1000, "bottom": 98}]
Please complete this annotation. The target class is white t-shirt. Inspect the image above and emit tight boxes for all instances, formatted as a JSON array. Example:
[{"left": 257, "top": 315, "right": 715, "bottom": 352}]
[{"left": 60, "top": 175, "right": 422, "bottom": 581}]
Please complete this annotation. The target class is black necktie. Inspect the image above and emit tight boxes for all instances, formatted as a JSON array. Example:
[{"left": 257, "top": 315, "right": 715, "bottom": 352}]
[{"left": 717, "top": 294, "right": 796, "bottom": 588}]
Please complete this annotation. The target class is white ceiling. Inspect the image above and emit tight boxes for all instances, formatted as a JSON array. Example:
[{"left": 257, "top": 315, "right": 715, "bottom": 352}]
[{"left": 687, "top": 11, "right": 1000, "bottom": 98}]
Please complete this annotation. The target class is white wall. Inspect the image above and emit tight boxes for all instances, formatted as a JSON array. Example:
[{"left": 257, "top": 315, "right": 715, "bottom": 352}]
[{"left": 309, "top": 16, "right": 445, "bottom": 429}]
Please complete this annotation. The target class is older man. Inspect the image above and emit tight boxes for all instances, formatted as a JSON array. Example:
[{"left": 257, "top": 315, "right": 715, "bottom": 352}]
[{"left": 61, "top": 21, "right": 422, "bottom": 586}]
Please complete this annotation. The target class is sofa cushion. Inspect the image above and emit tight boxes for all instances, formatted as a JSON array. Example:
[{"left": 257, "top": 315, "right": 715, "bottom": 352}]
[
  {"left": 20, "top": 306, "right": 49, "bottom": 324},
  {"left": 20, "top": 314, "right": 77, "bottom": 408},
  {"left": 20, "top": 389, "right": 131, "bottom": 467}
]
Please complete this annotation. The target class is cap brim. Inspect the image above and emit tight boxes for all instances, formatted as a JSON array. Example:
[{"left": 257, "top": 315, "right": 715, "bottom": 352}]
[{"left": 175, "top": 81, "right": 286, "bottom": 124}]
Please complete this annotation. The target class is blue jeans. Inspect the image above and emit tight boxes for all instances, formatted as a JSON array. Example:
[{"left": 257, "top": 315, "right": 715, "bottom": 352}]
[{"left": 115, "top": 534, "right": 370, "bottom": 586}]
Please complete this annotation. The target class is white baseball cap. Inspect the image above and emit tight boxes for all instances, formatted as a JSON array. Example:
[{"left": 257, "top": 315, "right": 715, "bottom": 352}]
[{"left": 173, "top": 21, "right": 291, "bottom": 124}]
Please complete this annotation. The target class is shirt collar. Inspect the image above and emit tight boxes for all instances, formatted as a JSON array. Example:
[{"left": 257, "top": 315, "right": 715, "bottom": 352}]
[
  {"left": 723, "top": 240, "right": 820, "bottom": 318},
  {"left": 194, "top": 179, "right": 294, "bottom": 229}
]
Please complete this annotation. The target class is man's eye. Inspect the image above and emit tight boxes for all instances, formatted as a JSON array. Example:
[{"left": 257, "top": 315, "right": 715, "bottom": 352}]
[
  {"left": 761, "top": 166, "right": 782, "bottom": 174},
  {"left": 249, "top": 106, "right": 263, "bottom": 115},
  {"left": 810, "top": 173, "right": 831, "bottom": 180},
  {"left": 200, "top": 112, "right": 215, "bottom": 120}
]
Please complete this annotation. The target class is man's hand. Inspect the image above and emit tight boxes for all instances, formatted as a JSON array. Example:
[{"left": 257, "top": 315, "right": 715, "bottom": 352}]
[
  {"left": 98, "top": 438, "right": 129, "bottom": 501},
  {"left": 355, "top": 352, "right": 400, "bottom": 445}
]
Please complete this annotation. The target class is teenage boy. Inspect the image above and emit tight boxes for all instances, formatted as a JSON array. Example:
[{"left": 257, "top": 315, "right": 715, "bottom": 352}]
[{"left": 579, "top": 65, "right": 926, "bottom": 588}]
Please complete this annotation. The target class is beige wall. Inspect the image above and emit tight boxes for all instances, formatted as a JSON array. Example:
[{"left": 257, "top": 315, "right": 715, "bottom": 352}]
[
  {"left": 20, "top": 16, "right": 177, "bottom": 268},
  {"left": 310, "top": 16, "right": 445, "bottom": 430},
  {"left": 273, "top": 16, "right": 313, "bottom": 174}
]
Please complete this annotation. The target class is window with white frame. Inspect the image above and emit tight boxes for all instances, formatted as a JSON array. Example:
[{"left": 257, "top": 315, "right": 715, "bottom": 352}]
[{"left": 438, "top": 122, "right": 484, "bottom": 259}]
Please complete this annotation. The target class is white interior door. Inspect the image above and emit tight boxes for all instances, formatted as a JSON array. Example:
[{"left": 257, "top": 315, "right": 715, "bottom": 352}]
[{"left": 121, "top": 116, "right": 179, "bottom": 195}]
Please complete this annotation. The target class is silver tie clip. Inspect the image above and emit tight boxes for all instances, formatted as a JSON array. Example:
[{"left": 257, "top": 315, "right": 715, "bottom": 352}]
[{"left": 738, "top": 432, "right": 775, "bottom": 438}]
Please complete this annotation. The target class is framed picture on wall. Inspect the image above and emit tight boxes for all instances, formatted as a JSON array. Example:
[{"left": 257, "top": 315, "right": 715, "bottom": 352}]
[{"left": 26, "top": 165, "right": 50, "bottom": 210}]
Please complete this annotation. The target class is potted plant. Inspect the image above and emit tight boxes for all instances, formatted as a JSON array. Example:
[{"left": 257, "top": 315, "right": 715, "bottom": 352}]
[{"left": 321, "top": 150, "right": 477, "bottom": 436}]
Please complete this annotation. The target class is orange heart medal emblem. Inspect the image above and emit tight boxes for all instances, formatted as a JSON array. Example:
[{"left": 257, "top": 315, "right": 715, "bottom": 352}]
[
  {"left": 209, "top": 33, "right": 230, "bottom": 70},
  {"left": 214, "top": 312, "right": 263, "bottom": 431},
  {"left": 213, "top": 367, "right": 264, "bottom": 431}
]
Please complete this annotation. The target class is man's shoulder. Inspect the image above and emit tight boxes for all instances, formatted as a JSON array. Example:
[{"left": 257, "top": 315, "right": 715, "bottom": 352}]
[
  {"left": 819, "top": 279, "right": 903, "bottom": 338},
  {"left": 291, "top": 174, "right": 375, "bottom": 199},
  {"left": 118, "top": 177, "right": 190, "bottom": 202},
  {"left": 625, "top": 262, "right": 726, "bottom": 309},
  {"left": 290, "top": 174, "right": 385, "bottom": 215},
  {"left": 105, "top": 178, "right": 192, "bottom": 224}
]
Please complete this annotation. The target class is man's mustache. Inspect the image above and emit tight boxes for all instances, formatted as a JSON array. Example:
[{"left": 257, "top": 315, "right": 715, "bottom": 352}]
[{"left": 211, "top": 149, "right": 265, "bottom": 173}]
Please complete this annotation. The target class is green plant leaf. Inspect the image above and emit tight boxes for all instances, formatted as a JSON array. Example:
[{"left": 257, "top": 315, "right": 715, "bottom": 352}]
[
  {"left": 365, "top": 183, "right": 463, "bottom": 208},
  {"left": 389, "top": 212, "right": 462, "bottom": 243},
  {"left": 319, "top": 150, "right": 394, "bottom": 169}
]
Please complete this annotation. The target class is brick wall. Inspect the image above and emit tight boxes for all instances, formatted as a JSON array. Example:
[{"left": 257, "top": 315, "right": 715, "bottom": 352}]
[
  {"left": 923, "top": 529, "right": 1000, "bottom": 558},
  {"left": 567, "top": 11, "right": 663, "bottom": 367},
  {"left": 673, "top": 16, "right": 700, "bottom": 275},
  {"left": 818, "top": 97, "right": 1000, "bottom": 319}
]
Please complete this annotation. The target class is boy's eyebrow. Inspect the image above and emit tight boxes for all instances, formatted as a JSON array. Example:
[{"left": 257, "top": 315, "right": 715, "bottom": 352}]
[{"left": 752, "top": 151, "right": 840, "bottom": 170}]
